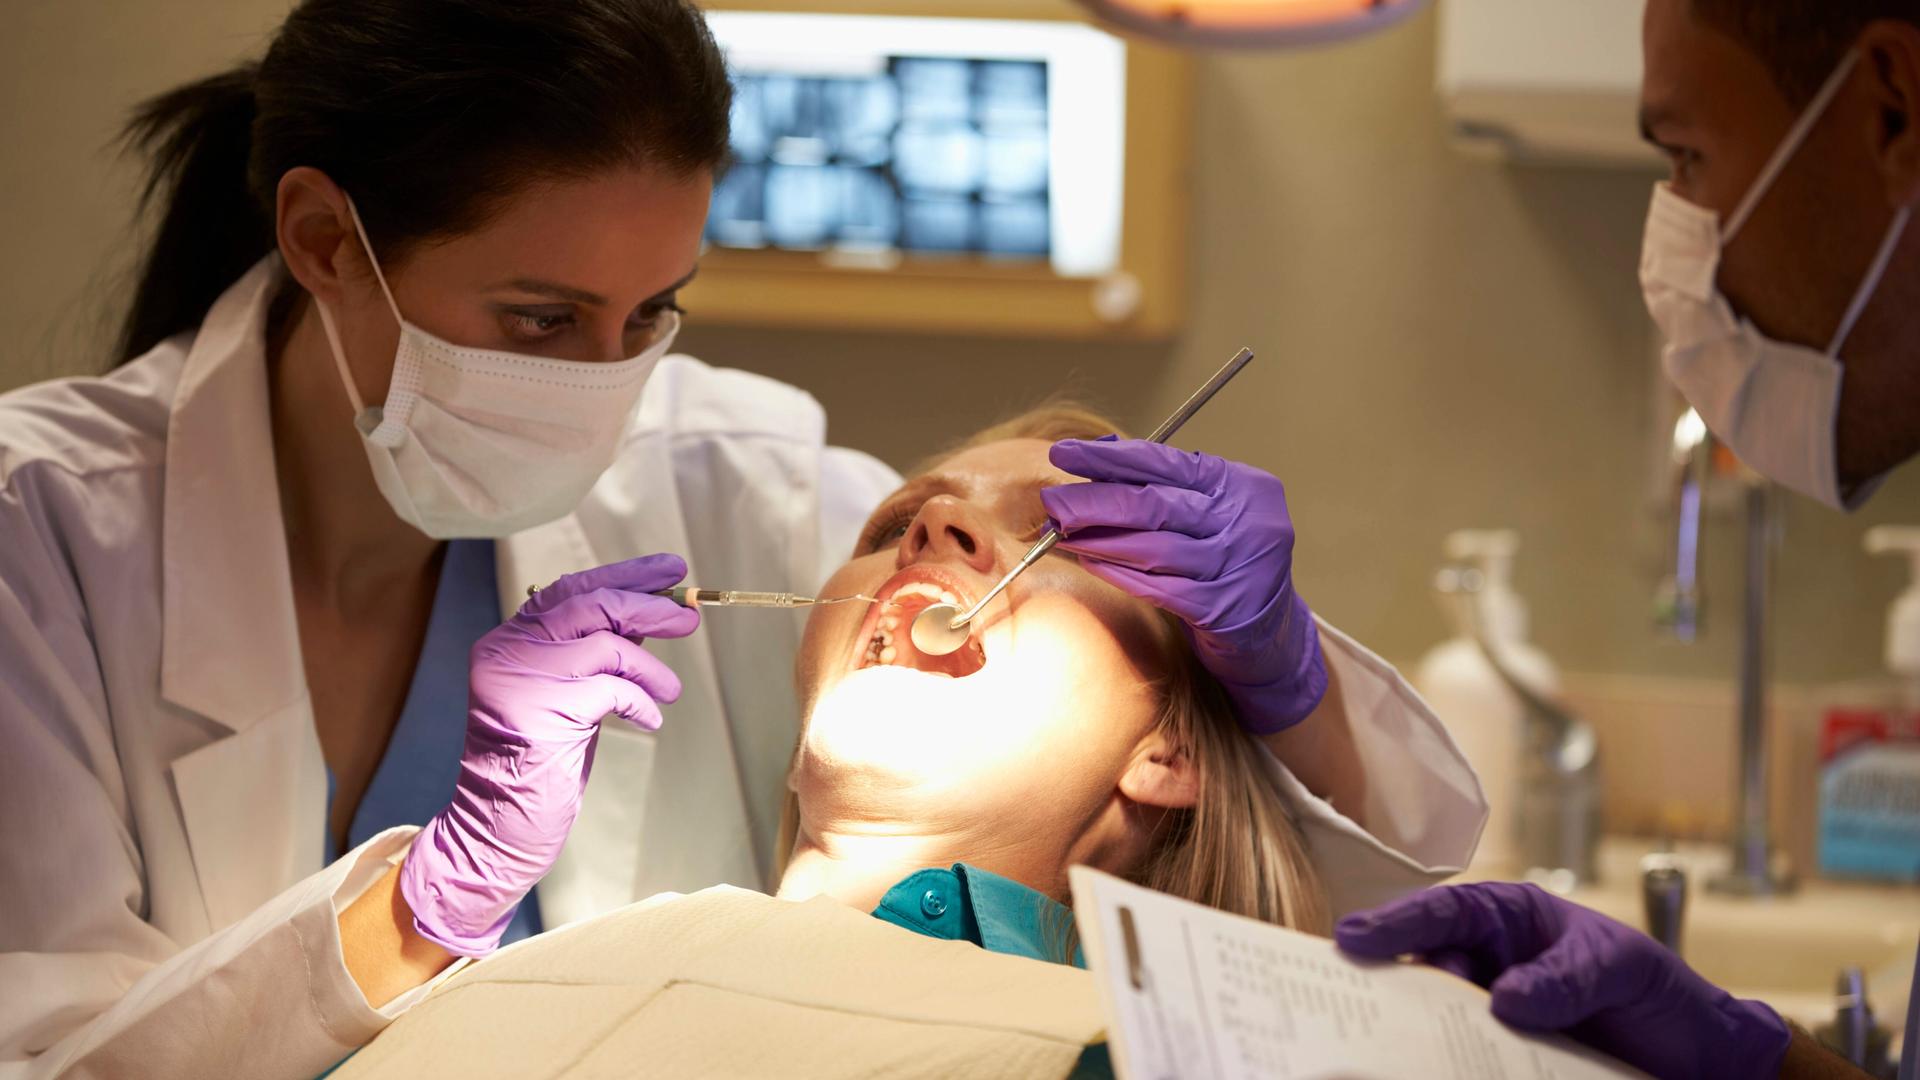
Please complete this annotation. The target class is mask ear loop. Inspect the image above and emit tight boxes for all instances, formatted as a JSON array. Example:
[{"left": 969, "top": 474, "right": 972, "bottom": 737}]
[
  {"left": 314, "top": 286, "right": 369, "bottom": 422},
  {"left": 313, "top": 194, "right": 407, "bottom": 426},
  {"left": 1724, "top": 50, "right": 1862, "bottom": 245},
  {"left": 340, "top": 194, "right": 406, "bottom": 326},
  {"left": 1830, "top": 204, "right": 1912, "bottom": 356}
]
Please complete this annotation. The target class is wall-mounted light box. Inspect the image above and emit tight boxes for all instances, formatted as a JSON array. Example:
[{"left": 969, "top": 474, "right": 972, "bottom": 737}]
[{"left": 683, "top": 0, "right": 1193, "bottom": 339}]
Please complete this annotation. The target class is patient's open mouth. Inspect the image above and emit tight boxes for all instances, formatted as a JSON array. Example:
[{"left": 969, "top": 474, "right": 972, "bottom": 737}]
[{"left": 859, "top": 574, "right": 988, "bottom": 678}]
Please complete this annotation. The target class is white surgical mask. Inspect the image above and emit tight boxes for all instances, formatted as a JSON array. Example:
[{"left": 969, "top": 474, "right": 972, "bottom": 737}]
[
  {"left": 1640, "top": 50, "right": 1909, "bottom": 511},
  {"left": 313, "top": 196, "right": 679, "bottom": 538}
]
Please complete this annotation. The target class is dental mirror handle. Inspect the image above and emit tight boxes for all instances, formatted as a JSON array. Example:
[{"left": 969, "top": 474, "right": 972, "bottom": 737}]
[
  {"left": 947, "top": 531, "right": 1060, "bottom": 629},
  {"left": 946, "top": 346, "right": 1256, "bottom": 631}
]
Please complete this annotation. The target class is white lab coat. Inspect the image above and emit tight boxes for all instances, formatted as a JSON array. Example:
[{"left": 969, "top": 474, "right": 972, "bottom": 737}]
[{"left": 0, "top": 259, "right": 1487, "bottom": 1079}]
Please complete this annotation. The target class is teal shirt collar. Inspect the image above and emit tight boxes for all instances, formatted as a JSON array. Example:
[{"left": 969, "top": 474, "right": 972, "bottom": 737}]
[{"left": 870, "top": 863, "right": 1083, "bottom": 968}]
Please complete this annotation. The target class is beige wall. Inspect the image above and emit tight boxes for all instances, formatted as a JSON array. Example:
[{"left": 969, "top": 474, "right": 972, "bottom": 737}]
[
  {"left": 3, "top": 1, "right": 1915, "bottom": 690},
  {"left": 0, "top": 0, "right": 288, "bottom": 384}
]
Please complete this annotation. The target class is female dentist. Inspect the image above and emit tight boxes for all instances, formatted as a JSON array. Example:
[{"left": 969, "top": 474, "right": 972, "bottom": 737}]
[{"left": 0, "top": 1, "right": 1483, "bottom": 1076}]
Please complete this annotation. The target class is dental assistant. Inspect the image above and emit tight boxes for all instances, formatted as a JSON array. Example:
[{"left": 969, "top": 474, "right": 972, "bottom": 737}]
[
  {"left": 0, "top": 1, "right": 1485, "bottom": 1078},
  {"left": 1342, "top": 3, "right": 1920, "bottom": 1079}
]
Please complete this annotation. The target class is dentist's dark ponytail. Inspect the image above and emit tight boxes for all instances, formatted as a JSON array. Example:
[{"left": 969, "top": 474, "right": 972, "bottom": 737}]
[
  {"left": 118, "top": 66, "right": 268, "bottom": 363},
  {"left": 115, "top": 0, "right": 732, "bottom": 365}
]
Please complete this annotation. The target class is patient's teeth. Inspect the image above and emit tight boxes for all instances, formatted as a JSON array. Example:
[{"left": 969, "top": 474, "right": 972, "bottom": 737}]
[
  {"left": 880, "top": 646, "right": 896, "bottom": 664},
  {"left": 939, "top": 590, "right": 958, "bottom": 606}
]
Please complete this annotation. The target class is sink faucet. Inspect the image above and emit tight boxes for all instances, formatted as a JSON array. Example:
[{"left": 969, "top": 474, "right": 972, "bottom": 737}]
[
  {"left": 1438, "top": 568, "right": 1600, "bottom": 884},
  {"left": 1656, "top": 408, "right": 1796, "bottom": 897},
  {"left": 1656, "top": 409, "right": 1709, "bottom": 643},
  {"left": 1715, "top": 479, "right": 1797, "bottom": 896}
]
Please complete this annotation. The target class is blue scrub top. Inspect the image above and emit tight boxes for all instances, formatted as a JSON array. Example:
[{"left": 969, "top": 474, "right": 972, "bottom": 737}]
[{"left": 323, "top": 538, "right": 541, "bottom": 946}]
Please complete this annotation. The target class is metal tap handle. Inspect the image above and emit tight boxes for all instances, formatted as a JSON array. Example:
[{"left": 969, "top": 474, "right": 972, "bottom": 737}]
[{"left": 1640, "top": 857, "right": 1688, "bottom": 956}]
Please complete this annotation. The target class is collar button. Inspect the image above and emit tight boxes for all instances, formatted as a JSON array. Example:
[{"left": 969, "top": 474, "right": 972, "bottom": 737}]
[{"left": 920, "top": 889, "right": 948, "bottom": 918}]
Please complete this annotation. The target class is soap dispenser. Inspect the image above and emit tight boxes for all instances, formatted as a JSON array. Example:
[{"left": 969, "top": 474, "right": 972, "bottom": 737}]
[
  {"left": 1865, "top": 526, "right": 1920, "bottom": 709},
  {"left": 1414, "top": 530, "right": 1562, "bottom": 872}
]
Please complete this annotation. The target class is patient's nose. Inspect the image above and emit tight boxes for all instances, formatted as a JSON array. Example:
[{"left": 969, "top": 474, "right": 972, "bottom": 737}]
[{"left": 901, "top": 496, "right": 997, "bottom": 573}]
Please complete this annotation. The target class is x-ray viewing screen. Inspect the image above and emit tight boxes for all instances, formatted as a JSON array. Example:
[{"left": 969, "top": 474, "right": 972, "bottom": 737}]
[{"left": 703, "top": 13, "right": 1127, "bottom": 276}]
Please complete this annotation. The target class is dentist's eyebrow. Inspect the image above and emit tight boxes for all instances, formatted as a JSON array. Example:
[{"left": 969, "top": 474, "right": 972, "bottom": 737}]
[
  {"left": 647, "top": 266, "right": 699, "bottom": 299},
  {"left": 494, "top": 278, "right": 610, "bottom": 306},
  {"left": 492, "top": 266, "right": 700, "bottom": 309}
]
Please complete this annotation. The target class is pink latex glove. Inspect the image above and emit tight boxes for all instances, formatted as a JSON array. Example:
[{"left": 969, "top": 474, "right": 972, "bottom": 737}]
[{"left": 399, "top": 554, "right": 699, "bottom": 956}]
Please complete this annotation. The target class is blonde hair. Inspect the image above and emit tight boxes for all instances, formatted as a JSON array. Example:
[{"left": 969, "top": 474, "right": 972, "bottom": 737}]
[{"left": 782, "top": 404, "right": 1329, "bottom": 935}]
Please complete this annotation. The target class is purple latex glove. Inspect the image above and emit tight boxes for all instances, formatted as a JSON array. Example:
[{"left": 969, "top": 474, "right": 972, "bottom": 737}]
[
  {"left": 399, "top": 553, "right": 700, "bottom": 956},
  {"left": 1040, "top": 438, "right": 1327, "bottom": 734},
  {"left": 1335, "top": 883, "right": 1790, "bottom": 1080}
]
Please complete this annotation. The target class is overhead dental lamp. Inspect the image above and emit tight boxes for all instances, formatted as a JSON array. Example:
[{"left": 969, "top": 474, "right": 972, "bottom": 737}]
[{"left": 1071, "top": 0, "right": 1431, "bottom": 49}]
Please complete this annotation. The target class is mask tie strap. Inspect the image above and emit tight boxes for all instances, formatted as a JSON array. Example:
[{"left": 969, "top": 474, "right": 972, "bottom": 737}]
[
  {"left": 1830, "top": 205, "right": 1912, "bottom": 356},
  {"left": 1725, "top": 50, "right": 1862, "bottom": 246}
]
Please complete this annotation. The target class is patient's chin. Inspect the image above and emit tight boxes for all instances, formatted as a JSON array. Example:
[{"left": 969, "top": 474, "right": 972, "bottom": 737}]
[{"left": 797, "top": 665, "right": 1026, "bottom": 800}]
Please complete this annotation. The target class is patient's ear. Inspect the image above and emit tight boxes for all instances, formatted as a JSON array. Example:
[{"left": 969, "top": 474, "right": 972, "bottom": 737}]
[{"left": 1117, "top": 731, "right": 1199, "bottom": 810}]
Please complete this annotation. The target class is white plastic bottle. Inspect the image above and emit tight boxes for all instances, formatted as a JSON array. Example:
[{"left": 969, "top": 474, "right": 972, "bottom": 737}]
[
  {"left": 1413, "top": 530, "right": 1562, "bottom": 873},
  {"left": 1865, "top": 526, "right": 1920, "bottom": 709}
]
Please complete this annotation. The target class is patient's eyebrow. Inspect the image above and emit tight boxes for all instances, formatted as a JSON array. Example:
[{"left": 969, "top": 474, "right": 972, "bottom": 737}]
[{"left": 889, "top": 473, "right": 954, "bottom": 504}]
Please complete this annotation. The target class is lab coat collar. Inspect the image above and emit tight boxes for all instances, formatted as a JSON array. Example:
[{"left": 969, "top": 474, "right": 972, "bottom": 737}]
[{"left": 159, "top": 257, "right": 306, "bottom": 733}]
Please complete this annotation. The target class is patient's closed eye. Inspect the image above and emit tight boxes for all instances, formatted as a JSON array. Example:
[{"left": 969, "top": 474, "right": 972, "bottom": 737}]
[{"left": 858, "top": 505, "right": 918, "bottom": 552}]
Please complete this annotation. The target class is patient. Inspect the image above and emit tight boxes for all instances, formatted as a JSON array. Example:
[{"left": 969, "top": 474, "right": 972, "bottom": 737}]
[
  {"left": 777, "top": 405, "right": 1327, "bottom": 938},
  {"left": 333, "top": 407, "right": 1327, "bottom": 1079}
]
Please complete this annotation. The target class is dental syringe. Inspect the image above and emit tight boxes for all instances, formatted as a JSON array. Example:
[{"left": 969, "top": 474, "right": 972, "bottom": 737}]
[
  {"left": 525, "top": 583, "right": 880, "bottom": 610},
  {"left": 652, "top": 587, "right": 879, "bottom": 610}
]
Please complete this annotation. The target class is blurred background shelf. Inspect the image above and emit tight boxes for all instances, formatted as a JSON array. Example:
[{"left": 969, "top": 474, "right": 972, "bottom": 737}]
[{"left": 688, "top": 0, "right": 1192, "bottom": 340}]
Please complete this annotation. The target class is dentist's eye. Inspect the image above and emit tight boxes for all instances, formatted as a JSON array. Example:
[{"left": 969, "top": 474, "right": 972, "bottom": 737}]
[
  {"left": 501, "top": 307, "right": 575, "bottom": 340},
  {"left": 631, "top": 296, "right": 686, "bottom": 329},
  {"left": 1660, "top": 145, "right": 1702, "bottom": 182}
]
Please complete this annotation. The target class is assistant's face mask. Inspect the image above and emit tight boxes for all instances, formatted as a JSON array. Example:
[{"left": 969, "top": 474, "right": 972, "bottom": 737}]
[
  {"left": 313, "top": 196, "right": 679, "bottom": 538},
  {"left": 1640, "top": 50, "right": 1909, "bottom": 511}
]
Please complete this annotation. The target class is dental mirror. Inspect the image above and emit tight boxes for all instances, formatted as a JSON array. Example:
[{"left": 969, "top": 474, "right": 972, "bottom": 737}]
[{"left": 908, "top": 602, "right": 970, "bottom": 655}]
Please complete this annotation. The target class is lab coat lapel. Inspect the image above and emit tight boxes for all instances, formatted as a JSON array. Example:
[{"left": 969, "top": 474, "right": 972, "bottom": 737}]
[
  {"left": 169, "top": 698, "right": 327, "bottom": 928},
  {"left": 157, "top": 257, "right": 324, "bottom": 925},
  {"left": 159, "top": 257, "right": 304, "bottom": 731}
]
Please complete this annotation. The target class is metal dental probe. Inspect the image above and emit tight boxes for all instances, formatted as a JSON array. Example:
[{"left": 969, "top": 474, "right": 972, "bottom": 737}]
[{"left": 908, "top": 346, "right": 1258, "bottom": 657}]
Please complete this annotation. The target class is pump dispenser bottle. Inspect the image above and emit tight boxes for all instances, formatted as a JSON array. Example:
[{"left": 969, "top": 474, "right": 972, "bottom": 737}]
[
  {"left": 1414, "top": 530, "right": 1562, "bottom": 872},
  {"left": 1865, "top": 527, "right": 1920, "bottom": 710}
]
